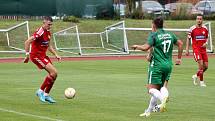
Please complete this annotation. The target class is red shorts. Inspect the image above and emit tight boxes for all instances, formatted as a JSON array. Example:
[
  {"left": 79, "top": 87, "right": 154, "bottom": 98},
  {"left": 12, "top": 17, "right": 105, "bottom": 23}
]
[
  {"left": 30, "top": 55, "right": 52, "bottom": 69},
  {"left": 193, "top": 50, "right": 208, "bottom": 62}
]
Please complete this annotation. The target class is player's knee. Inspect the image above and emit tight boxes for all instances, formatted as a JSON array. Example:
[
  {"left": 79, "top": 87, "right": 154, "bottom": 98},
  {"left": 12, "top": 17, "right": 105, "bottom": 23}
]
[
  {"left": 204, "top": 66, "right": 208, "bottom": 72},
  {"left": 50, "top": 71, "right": 57, "bottom": 80}
]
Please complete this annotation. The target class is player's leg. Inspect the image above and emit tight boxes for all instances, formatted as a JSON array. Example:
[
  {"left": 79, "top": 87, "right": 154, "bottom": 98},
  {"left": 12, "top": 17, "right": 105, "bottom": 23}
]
[
  {"left": 203, "top": 61, "right": 208, "bottom": 72},
  {"left": 140, "top": 84, "right": 161, "bottom": 117},
  {"left": 199, "top": 61, "right": 208, "bottom": 87},
  {"left": 148, "top": 84, "right": 163, "bottom": 102},
  {"left": 147, "top": 66, "right": 163, "bottom": 102},
  {"left": 199, "top": 53, "right": 208, "bottom": 86},
  {"left": 43, "top": 63, "right": 58, "bottom": 103},
  {"left": 161, "top": 81, "right": 169, "bottom": 98},
  {"left": 140, "top": 66, "right": 162, "bottom": 117},
  {"left": 30, "top": 56, "right": 47, "bottom": 102},
  {"left": 160, "top": 68, "right": 171, "bottom": 99},
  {"left": 140, "top": 94, "right": 157, "bottom": 117},
  {"left": 192, "top": 52, "right": 202, "bottom": 85},
  {"left": 196, "top": 60, "right": 206, "bottom": 87},
  {"left": 159, "top": 81, "right": 169, "bottom": 112},
  {"left": 202, "top": 52, "right": 208, "bottom": 72},
  {"left": 159, "top": 66, "right": 171, "bottom": 112}
]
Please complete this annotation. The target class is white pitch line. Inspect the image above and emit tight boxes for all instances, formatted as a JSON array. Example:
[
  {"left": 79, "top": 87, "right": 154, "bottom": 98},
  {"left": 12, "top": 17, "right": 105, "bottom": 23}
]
[{"left": 0, "top": 107, "right": 64, "bottom": 121}]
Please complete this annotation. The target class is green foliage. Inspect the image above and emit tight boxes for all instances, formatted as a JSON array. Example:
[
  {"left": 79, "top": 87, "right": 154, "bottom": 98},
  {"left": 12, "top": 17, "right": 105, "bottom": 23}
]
[
  {"left": 204, "top": 13, "right": 215, "bottom": 20},
  {"left": 169, "top": 4, "right": 194, "bottom": 20},
  {"left": 131, "top": 8, "right": 144, "bottom": 19},
  {"left": 62, "top": 16, "right": 80, "bottom": 23},
  {"left": 113, "top": 10, "right": 121, "bottom": 20}
]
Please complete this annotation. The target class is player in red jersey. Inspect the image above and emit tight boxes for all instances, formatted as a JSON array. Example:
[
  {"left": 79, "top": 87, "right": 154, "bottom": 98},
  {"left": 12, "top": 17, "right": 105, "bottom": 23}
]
[
  {"left": 23, "top": 16, "right": 61, "bottom": 103},
  {"left": 186, "top": 15, "right": 208, "bottom": 87}
]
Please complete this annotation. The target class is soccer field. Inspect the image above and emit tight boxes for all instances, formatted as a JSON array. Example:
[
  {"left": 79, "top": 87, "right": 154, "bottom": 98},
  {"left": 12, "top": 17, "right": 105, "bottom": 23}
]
[{"left": 0, "top": 57, "right": 215, "bottom": 121}]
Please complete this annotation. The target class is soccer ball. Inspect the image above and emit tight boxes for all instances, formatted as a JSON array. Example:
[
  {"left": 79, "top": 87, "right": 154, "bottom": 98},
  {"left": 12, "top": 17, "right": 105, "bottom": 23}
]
[
  {"left": 152, "top": 104, "right": 160, "bottom": 112},
  {"left": 64, "top": 88, "right": 76, "bottom": 99}
]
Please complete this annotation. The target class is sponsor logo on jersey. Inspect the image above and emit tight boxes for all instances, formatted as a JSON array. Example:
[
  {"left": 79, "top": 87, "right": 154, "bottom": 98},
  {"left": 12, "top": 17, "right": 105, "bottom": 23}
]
[
  {"left": 41, "top": 41, "right": 49, "bottom": 46},
  {"left": 195, "top": 35, "right": 205, "bottom": 40},
  {"left": 158, "top": 33, "right": 171, "bottom": 40}
]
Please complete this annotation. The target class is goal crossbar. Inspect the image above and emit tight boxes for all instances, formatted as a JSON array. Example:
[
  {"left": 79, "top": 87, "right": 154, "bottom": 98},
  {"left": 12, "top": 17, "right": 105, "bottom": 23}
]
[{"left": 123, "top": 22, "right": 213, "bottom": 53}]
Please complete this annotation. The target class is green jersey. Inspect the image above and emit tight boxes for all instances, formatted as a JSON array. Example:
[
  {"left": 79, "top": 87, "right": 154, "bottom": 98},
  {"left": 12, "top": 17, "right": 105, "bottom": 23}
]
[
  {"left": 147, "top": 29, "right": 178, "bottom": 65},
  {"left": 147, "top": 29, "right": 178, "bottom": 85}
]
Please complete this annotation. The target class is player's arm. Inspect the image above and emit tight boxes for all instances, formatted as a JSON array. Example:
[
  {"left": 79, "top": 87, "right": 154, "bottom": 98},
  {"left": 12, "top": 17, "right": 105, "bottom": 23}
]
[
  {"left": 202, "top": 29, "right": 208, "bottom": 48},
  {"left": 131, "top": 43, "right": 151, "bottom": 51},
  {"left": 202, "top": 39, "right": 208, "bottom": 48},
  {"left": 48, "top": 44, "right": 61, "bottom": 61},
  {"left": 186, "top": 28, "right": 193, "bottom": 56},
  {"left": 146, "top": 48, "right": 153, "bottom": 62},
  {"left": 175, "top": 39, "right": 183, "bottom": 65},
  {"left": 185, "top": 35, "right": 191, "bottom": 56},
  {"left": 23, "top": 36, "right": 35, "bottom": 63}
]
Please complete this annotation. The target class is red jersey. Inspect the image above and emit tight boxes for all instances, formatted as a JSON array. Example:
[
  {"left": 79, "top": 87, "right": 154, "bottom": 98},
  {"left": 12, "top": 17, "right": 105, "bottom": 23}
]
[
  {"left": 31, "top": 27, "right": 51, "bottom": 57},
  {"left": 188, "top": 25, "right": 208, "bottom": 52}
]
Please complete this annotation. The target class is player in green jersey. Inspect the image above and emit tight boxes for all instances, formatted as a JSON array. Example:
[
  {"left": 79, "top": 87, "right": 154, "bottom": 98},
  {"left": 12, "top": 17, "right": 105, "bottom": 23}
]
[{"left": 131, "top": 16, "right": 183, "bottom": 117}]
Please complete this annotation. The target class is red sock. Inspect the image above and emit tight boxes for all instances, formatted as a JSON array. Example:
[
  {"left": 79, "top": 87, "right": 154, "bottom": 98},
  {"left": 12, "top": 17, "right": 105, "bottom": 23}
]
[
  {"left": 197, "top": 69, "right": 204, "bottom": 81},
  {"left": 40, "top": 76, "right": 50, "bottom": 91},
  {"left": 45, "top": 81, "right": 54, "bottom": 93},
  {"left": 196, "top": 72, "right": 199, "bottom": 77},
  {"left": 45, "top": 75, "right": 55, "bottom": 93},
  {"left": 40, "top": 75, "right": 54, "bottom": 91}
]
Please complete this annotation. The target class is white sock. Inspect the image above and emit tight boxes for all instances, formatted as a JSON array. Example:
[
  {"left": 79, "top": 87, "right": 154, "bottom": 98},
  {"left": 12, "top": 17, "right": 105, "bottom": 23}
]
[
  {"left": 44, "top": 93, "right": 49, "bottom": 96},
  {"left": 146, "top": 96, "right": 157, "bottom": 112},
  {"left": 149, "top": 88, "right": 163, "bottom": 102},
  {"left": 160, "top": 87, "right": 169, "bottom": 98},
  {"left": 38, "top": 89, "right": 43, "bottom": 92}
]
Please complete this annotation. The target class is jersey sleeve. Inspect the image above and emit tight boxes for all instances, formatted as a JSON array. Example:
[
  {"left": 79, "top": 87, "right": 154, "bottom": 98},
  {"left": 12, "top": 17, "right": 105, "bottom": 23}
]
[
  {"left": 33, "top": 27, "right": 44, "bottom": 39},
  {"left": 147, "top": 32, "right": 156, "bottom": 46}
]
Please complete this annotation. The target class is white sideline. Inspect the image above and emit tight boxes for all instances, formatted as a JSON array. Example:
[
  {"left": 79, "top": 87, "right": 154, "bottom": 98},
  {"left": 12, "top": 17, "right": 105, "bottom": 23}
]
[{"left": 0, "top": 107, "right": 64, "bottom": 121}]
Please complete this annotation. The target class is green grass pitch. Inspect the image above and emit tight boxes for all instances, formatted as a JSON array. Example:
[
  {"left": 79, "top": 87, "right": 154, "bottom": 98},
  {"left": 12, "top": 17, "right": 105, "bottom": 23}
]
[{"left": 0, "top": 58, "right": 215, "bottom": 121}]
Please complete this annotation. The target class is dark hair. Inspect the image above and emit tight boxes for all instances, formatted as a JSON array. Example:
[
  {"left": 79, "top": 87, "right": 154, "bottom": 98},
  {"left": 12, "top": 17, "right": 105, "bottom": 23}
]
[
  {"left": 196, "top": 14, "right": 203, "bottom": 18},
  {"left": 153, "top": 16, "right": 163, "bottom": 28},
  {"left": 43, "top": 16, "right": 53, "bottom": 22}
]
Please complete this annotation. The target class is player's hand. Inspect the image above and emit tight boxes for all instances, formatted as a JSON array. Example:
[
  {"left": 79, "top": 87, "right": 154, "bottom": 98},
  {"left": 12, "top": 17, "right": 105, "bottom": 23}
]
[
  {"left": 55, "top": 54, "right": 61, "bottom": 62},
  {"left": 23, "top": 56, "right": 29, "bottom": 63},
  {"left": 131, "top": 45, "right": 138, "bottom": 50},
  {"left": 201, "top": 43, "right": 207, "bottom": 48},
  {"left": 175, "top": 58, "right": 181, "bottom": 65}
]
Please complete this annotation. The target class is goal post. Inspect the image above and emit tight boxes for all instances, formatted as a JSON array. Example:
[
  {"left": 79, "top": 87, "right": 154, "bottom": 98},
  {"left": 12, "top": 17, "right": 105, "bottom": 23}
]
[
  {"left": 204, "top": 22, "right": 213, "bottom": 53},
  {"left": 0, "top": 21, "right": 30, "bottom": 53},
  {"left": 124, "top": 22, "right": 213, "bottom": 53}
]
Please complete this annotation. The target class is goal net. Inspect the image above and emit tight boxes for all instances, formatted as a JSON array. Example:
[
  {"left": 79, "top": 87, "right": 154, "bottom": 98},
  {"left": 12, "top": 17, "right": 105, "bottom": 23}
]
[
  {"left": 125, "top": 22, "right": 213, "bottom": 53},
  {"left": 105, "top": 21, "right": 129, "bottom": 54},
  {"left": 0, "top": 21, "right": 29, "bottom": 53},
  {"left": 53, "top": 26, "right": 81, "bottom": 55},
  {"left": 53, "top": 21, "right": 129, "bottom": 55}
]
